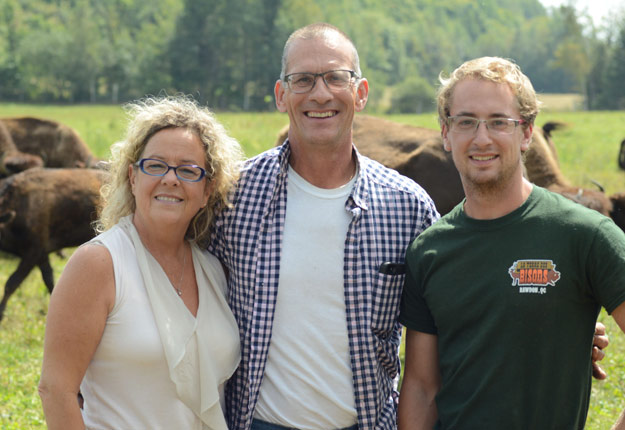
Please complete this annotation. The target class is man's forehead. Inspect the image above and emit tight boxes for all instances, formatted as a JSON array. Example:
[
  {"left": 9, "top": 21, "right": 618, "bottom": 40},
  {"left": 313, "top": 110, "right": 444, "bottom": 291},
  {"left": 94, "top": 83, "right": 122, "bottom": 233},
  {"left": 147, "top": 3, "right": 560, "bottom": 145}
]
[
  {"left": 294, "top": 30, "right": 344, "bottom": 48},
  {"left": 450, "top": 79, "right": 518, "bottom": 114},
  {"left": 285, "top": 35, "right": 353, "bottom": 72}
]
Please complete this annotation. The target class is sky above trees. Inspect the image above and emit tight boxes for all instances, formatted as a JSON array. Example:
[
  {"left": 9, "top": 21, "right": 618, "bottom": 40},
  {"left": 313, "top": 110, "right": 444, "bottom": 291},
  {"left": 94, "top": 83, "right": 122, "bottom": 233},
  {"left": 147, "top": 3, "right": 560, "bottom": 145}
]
[{"left": 539, "top": 0, "right": 624, "bottom": 25}]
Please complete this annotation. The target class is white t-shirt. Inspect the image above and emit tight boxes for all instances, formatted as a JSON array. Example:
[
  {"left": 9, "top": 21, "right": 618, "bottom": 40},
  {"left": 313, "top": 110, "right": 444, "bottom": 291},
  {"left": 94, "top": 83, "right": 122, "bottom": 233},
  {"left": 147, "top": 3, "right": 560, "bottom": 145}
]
[{"left": 254, "top": 166, "right": 358, "bottom": 429}]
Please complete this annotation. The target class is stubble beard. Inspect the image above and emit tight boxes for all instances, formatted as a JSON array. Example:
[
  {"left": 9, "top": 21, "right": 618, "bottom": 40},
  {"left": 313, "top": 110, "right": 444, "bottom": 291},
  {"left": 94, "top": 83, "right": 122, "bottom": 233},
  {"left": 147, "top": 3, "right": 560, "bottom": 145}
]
[{"left": 463, "top": 159, "right": 521, "bottom": 200}]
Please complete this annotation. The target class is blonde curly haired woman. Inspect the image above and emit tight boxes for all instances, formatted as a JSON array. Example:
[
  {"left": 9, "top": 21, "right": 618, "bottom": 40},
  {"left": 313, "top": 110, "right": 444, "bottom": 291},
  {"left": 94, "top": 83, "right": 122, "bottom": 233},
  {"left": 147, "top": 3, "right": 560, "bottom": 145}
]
[{"left": 39, "top": 95, "right": 243, "bottom": 430}]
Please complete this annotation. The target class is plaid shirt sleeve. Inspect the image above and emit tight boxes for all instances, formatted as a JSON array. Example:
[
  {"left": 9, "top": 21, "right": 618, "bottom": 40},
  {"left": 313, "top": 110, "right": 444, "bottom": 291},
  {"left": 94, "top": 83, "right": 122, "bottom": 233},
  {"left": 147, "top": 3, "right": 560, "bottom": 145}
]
[{"left": 208, "top": 143, "right": 439, "bottom": 430}]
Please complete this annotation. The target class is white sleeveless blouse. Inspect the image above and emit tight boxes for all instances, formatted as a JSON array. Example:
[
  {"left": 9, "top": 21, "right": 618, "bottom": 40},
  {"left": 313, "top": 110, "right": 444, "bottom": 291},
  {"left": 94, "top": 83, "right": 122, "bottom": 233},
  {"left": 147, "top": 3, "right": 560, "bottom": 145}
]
[{"left": 80, "top": 216, "right": 240, "bottom": 430}]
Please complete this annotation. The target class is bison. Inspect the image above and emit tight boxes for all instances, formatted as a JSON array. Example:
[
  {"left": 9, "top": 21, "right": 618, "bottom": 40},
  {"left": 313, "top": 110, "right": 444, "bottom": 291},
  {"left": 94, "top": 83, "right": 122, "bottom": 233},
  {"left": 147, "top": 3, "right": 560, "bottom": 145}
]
[
  {"left": 521, "top": 121, "right": 612, "bottom": 217},
  {"left": 1, "top": 117, "right": 101, "bottom": 170},
  {"left": 610, "top": 140, "right": 625, "bottom": 231},
  {"left": 276, "top": 115, "right": 613, "bottom": 217},
  {"left": 610, "top": 192, "right": 625, "bottom": 231},
  {"left": 0, "top": 167, "right": 107, "bottom": 322},
  {"left": 0, "top": 120, "right": 44, "bottom": 177}
]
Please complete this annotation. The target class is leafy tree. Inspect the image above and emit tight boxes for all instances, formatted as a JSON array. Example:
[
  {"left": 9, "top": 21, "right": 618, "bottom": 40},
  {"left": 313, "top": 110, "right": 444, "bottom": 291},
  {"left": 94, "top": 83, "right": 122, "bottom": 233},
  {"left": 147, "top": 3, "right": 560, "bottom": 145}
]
[
  {"left": 596, "top": 23, "right": 625, "bottom": 109},
  {"left": 169, "top": 0, "right": 281, "bottom": 110},
  {"left": 1, "top": 0, "right": 624, "bottom": 109},
  {"left": 0, "top": 0, "right": 23, "bottom": 99},
  {"left": 548, "top": 5, "right": 590, "bottom": 93},
  {"left": 387, "top": 76, "right": 436, "bottom": 114},
  {"left": 586, "top": 37, "right": 608, "bottom": 110}
]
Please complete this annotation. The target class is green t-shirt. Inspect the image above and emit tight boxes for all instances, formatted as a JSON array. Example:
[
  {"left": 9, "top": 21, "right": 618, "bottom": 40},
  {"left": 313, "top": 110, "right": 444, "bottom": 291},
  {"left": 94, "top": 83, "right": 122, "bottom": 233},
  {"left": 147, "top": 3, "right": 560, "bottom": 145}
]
[{"left": 399, "top": 186, "right": 625, "bottom": 430}]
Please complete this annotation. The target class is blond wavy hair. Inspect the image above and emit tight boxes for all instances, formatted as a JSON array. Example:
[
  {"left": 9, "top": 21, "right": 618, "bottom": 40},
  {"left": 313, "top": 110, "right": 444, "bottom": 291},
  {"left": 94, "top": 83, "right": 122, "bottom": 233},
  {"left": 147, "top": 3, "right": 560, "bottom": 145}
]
[
  {"left": 437, "top": 57, "right": 540, "bottom": 128},
  {"left": 96, "top": 95, "right": 244, "bottom": 244}
]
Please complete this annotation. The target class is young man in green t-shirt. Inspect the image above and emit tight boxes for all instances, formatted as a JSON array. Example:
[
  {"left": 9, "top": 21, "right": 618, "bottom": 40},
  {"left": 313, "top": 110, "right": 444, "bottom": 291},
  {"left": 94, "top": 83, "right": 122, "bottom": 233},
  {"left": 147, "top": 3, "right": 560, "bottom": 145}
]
[{"left": 397, "top": 57, "right": 625, "bottom": 429}]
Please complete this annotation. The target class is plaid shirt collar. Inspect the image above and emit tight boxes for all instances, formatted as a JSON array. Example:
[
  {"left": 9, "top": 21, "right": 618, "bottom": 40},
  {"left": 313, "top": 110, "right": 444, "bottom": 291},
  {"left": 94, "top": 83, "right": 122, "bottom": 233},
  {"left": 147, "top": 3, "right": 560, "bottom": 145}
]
[{"left": 269, "top": 139, "right": 369, "bottom": 211}]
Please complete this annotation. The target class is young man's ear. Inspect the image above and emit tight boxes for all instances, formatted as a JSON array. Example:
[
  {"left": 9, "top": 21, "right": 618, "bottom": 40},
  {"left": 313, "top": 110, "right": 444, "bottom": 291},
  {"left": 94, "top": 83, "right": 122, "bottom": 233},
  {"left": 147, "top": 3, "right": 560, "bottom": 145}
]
[
  {"left": 441, "top": 124, "right": 451, "bottom": 152},
  {"left": 521, "top": 123, "right": 534, "bottom": 153}
]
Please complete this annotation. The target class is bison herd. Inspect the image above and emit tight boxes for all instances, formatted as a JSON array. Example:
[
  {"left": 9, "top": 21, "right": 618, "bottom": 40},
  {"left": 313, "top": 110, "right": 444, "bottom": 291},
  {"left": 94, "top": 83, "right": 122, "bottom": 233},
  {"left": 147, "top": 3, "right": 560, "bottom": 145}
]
[
  {"left": 0, "top": 118, "right": 105, "bottom": 321},
  {"left": 0, "top": 114, "right": 624, "bottom": 322}
]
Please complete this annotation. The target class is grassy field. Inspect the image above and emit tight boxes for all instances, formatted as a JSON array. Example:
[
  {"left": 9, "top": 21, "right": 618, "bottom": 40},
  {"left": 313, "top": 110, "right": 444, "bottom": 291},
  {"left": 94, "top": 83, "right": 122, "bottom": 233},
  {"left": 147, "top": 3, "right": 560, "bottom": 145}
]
[
  {"left": 538, "top": 93, "right": 586, "bottom": 112},
  {"left": 0, "top": 104, "right": 624, "bottom": 428}
]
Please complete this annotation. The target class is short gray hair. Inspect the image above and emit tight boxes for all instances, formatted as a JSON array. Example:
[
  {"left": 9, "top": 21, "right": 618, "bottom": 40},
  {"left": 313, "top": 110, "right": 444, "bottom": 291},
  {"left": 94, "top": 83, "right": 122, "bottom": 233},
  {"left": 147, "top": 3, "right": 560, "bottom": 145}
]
[{"left": 279, "top": 22, "right": 362, "bottom": 81}]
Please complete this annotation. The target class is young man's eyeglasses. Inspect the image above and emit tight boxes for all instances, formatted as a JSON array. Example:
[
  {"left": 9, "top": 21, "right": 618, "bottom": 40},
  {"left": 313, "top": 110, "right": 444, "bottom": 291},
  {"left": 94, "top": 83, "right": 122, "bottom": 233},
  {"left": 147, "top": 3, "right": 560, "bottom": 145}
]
[
  {"left": 447, "top": 116, "right": 526, "bottom": 135},
  {"left": 283, "top": 69, "right": 359, "bottom": 94},
  {"left": 135, "top": 158, "right": 207, "bottom": 182}
]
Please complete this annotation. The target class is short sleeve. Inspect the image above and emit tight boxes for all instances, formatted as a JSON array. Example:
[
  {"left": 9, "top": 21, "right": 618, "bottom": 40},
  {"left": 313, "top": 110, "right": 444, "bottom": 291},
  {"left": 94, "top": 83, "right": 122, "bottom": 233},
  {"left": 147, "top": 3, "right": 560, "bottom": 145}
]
[
  {"left": 588, "top": 218, "right": 625, "bottom": 314},
  {"left": 399, "top": 242, "right": 437, "bottom": 334}
]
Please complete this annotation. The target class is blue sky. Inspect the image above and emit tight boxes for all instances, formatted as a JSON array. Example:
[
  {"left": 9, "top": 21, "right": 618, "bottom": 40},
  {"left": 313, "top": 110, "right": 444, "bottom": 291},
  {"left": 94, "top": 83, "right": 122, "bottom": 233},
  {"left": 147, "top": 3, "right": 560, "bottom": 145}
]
[{"left": 539, "top": 0, "right": 624, "bottom": 25}]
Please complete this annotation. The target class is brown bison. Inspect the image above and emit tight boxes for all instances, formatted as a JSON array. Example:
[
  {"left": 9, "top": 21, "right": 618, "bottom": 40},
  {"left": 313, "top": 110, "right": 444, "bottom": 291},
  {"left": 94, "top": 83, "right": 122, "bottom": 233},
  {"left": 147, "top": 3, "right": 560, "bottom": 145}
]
[
  {"left": 522, "top": 122, "right": 612, "bottom": 217},
  {"left": 348, "top": 118, "right": 464, "bottom": 215},
  {"left": 610, "top": 192, "right": 625, "bottom": 232},
  {"left": 0, "top": 120, "right": 44, "bottom": 177},
  {"left": 618, "top": 138, "right": 625, "bottom": 171},
  {"left": 276, "top": 115, "right": 612, "bottom": 216},
  {"left": 0, "top": 167, "right": 107, "bottom": 322},
  {"left": 1, "top": 117, "right": 101, "bottom": 170},
  {"left": 610, "top": 139, "right": 625, "bottom": 231}
]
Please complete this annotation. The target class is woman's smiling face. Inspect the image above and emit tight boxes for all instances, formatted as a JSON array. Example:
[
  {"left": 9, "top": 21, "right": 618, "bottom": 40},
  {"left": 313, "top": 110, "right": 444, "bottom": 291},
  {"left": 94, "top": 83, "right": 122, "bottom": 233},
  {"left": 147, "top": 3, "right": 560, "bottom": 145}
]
[{"left": 129, "top": 127, "right": 210, "bottom": 230}]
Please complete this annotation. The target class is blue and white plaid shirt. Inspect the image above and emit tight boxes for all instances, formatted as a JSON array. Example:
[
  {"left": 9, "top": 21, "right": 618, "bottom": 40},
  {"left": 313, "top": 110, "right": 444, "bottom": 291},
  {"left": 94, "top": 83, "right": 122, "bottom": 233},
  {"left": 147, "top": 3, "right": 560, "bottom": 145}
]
[{"left": 208, "top": 141, "right": 439, "bottom": 430}]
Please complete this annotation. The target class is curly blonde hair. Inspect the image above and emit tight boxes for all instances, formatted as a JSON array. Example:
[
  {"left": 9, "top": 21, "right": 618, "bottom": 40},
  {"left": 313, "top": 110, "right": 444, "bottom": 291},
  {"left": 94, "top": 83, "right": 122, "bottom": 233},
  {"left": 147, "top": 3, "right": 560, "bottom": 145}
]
[
  {"left": 437, "top": 57, "right": 541, "bottom": 128},
  {"left": 96, "top": 95, "right": 244, "bottom": 244}
]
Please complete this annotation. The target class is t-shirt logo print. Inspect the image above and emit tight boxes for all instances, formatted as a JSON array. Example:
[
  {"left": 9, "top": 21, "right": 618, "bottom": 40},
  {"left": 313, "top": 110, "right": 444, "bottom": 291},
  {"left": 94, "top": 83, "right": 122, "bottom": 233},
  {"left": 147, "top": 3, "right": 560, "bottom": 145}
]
[{"left": 508, "top": 259, "right": 561, "bottom": 292}]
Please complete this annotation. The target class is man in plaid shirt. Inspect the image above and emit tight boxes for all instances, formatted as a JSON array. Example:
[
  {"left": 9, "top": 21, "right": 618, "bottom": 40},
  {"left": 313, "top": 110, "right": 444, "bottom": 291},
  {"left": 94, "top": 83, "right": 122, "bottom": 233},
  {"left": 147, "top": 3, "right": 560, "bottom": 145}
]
[{"left": 208, "top": 23, "right": 438, "bottom": 430}]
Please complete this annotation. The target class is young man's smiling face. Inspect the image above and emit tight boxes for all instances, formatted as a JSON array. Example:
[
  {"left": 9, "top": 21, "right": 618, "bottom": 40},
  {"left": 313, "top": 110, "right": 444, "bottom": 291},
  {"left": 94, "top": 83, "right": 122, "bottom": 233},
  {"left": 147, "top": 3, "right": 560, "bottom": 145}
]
[{"left": 442, "top": 78, "right": 532, "bottom": 195}]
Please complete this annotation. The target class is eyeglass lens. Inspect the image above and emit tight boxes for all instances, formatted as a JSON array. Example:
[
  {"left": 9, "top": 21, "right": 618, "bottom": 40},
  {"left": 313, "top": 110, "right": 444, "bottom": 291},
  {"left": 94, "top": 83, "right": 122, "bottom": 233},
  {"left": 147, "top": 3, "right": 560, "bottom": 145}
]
[
  {"left": 139, "top": 158, "right": 205, "bottom": 182},
  {"left": 449, "top": 116, "right": 521, "bottom": 134},
  {"left": 286, "top": 70, "right": 355, "bottom": 93}
]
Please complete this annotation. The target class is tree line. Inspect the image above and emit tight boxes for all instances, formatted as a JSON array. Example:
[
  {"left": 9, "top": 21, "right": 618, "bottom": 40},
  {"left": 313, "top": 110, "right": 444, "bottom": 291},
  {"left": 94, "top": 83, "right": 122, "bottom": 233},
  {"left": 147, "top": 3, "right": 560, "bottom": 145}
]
[{"left": 1, "top": 0, "right": 624, "bottom": 112}]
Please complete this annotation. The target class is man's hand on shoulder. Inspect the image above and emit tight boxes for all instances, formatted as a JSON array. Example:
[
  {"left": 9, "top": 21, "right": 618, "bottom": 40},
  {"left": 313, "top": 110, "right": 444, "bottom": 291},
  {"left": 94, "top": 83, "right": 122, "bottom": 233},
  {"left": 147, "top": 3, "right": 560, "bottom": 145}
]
[{"left": 592, "top": 322, "right": 609, "bottom": 380}]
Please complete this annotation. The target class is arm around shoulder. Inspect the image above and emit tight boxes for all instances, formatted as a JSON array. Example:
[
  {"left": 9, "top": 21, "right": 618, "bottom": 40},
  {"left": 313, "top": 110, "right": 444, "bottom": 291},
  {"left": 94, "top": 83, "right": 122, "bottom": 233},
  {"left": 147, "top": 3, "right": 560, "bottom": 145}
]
[
  {"left": 39, "top": 243, "right": 115, "bottom": 430},
  {"left": 398, "top": 328, "right": 440, "bottom": 430},
  {"left": 609, "top": 301, "right": 625, "bottom": 430}
]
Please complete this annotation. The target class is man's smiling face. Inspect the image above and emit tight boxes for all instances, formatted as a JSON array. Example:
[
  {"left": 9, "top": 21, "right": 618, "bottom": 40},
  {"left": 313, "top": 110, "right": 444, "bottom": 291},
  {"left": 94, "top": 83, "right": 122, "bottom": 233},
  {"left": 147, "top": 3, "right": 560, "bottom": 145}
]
[
  {"left": 274, "top": 33, "right": 368, "bottom": 151},
  {"left": 442, "top": 78, "right": 532, "bottom": 195}
]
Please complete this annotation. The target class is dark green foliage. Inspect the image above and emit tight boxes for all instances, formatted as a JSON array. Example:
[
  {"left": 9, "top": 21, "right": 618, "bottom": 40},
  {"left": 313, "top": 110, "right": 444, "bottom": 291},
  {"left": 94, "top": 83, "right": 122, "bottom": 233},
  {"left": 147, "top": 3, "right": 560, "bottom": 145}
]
[
  {"left": 0, "top": 0, "right": 624, "bottom": 110},
  {"left": 169, "top": 0, "right": 281, "bottom": 110},
  {"left": 388, "top": 76, "right": 435, "bottom": 114},
  {"left": 593, "top": 22, "right": 625, "bottom": 109}
]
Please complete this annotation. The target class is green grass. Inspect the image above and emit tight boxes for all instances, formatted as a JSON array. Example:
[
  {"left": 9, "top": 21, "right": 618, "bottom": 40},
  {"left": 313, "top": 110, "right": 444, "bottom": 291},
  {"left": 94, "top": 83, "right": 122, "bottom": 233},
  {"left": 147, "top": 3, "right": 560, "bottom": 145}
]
[
  {"left": 538, "top": 93, "right": 586, "bottom": 112},
  {"left": 0, "top": 104, "right": 624, "bottom": 428},
  {"left": 0, "top": 103, "right": 288, "bottom": 160},
  {"left": 0, "top": 252, "right": 53, "bottom": 429}
]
